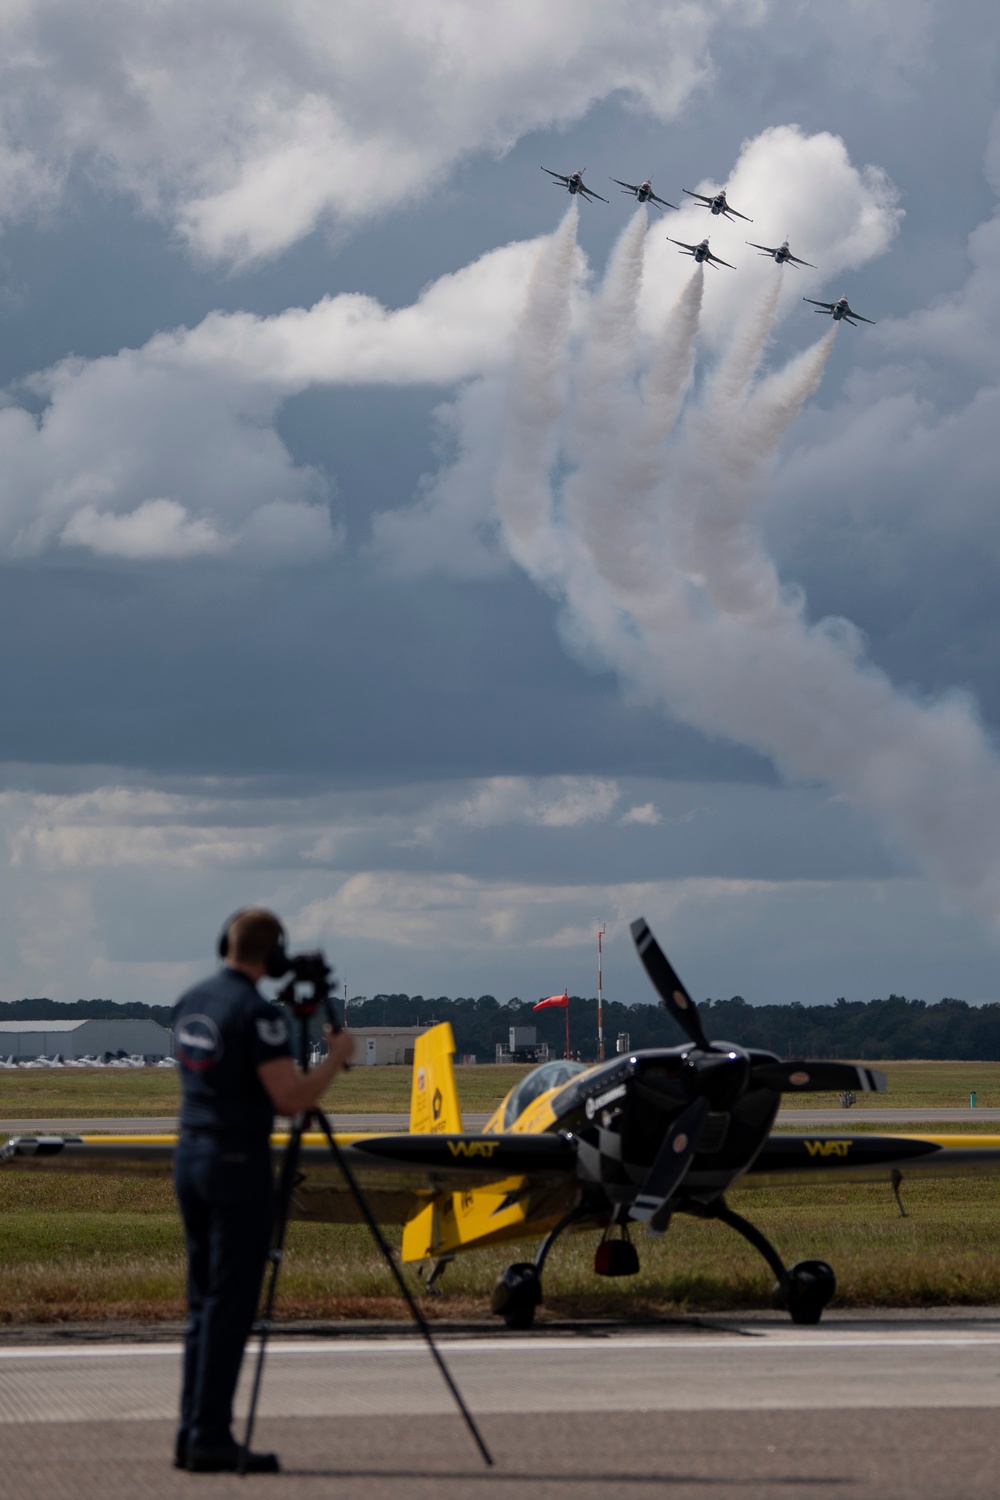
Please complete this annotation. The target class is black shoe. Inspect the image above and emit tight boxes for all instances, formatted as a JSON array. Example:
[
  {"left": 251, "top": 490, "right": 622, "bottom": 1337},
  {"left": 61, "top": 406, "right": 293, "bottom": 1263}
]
[{"left": 185, "top": 1443, "right": 280, "bottom": 1473}]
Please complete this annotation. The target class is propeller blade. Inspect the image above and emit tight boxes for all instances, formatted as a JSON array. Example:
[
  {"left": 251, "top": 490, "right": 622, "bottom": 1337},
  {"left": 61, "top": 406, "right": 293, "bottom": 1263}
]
[
  {"left": 630, "top": 918, "right": 712, "bottom": 1051},
  {"left": 630, "top": 1096, "right": 709, "bottom": 1232},
  {"left": 750, "top": 1060, "right": 887, "bottom": 1094}
]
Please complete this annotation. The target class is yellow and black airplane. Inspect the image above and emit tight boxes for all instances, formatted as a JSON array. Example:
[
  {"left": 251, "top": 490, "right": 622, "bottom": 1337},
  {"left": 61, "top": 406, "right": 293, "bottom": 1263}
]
[{"left": 6, "top": 918, "right": 1000, "bottom": 1329}]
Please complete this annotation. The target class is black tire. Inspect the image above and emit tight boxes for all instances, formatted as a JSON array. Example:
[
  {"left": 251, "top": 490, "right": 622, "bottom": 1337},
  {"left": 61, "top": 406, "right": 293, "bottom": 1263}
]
[
  {"left": 776, "top": 1259, "right": 836, "bottom": 1326},
  {"left": 502, "top": 1295, "right": 538, "bottom": 1330},
  {"left": 491, "top": 1262, "right": 541, "bottom": 1329}
]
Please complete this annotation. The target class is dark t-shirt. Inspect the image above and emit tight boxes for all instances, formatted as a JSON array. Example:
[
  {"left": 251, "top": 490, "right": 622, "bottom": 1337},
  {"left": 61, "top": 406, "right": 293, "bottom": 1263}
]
[{"left": 173, "top": 968, "right": 293, "bottom": 1146}]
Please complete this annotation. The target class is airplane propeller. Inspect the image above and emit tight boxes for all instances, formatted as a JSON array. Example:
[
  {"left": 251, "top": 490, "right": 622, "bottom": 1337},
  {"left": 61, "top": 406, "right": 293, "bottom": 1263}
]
[
  {"left": 630, "top": 1095, "right": 709, "bottom": 1232},
  {"left": 630, "top": 918, "right": 712, "bottom": 1051},
  {"left": 629, "top": 917, "right": 885, "bottom": 1097}
]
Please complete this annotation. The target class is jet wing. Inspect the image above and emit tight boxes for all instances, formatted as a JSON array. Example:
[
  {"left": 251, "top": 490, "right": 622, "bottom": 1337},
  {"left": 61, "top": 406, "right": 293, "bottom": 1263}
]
[
  {"left": 541, "top": 167, "right": 570, "bottom": 184},
  {"left": 668, "top": 238, "right": 699, "bottom": 254},
  {"left": 846, "top": 309, "right": 876, "bottom": 324},
  {"left": 707, "top": 251, "right": 736, "bottom": 270},
  {"left": 742, "top": 1133, "right": 1000, "bottom": 1189},
  {"left": 648, "top": 191, "right": 677, "bottom": 210},
  {"left": 579, "top": 185, "right": 609, "bottom": 203},
  {"left": 786, "top": 253, "right": 816, "bottom": 269},
  {"left": 611, "top": 178, "right": 641, "bottom": 193},
  {"left": 747, "top": 242, "right": 778, "bottom": 255},
  {"left": 723, "top": 206, "right": 752, "bottom": 222},
  {"left": 682, "top": 189, "right": 711, "bottom": 205},
  {"left": 0, "top": 1130, "right": 579, "bottom": 1226},
  {"left": 804, "top": 298, "right": 836, "bottom": 309}
]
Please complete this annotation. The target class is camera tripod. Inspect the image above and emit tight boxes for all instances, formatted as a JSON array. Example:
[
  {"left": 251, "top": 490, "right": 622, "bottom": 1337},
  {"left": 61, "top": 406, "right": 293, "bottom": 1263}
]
[{"left": 240, "top": 978, "right": 492, "bottom": 1472}]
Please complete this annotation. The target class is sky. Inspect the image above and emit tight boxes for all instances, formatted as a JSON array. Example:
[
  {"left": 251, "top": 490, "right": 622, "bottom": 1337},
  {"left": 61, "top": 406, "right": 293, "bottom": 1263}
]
[{"left": 1, "top": 0, "right": 999, "bottom": 1011}]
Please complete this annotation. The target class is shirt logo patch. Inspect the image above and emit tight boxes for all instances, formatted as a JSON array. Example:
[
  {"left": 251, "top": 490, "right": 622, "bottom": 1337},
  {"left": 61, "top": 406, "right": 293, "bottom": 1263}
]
[
  {"left": 256, "top": 1016, "right": 289, "bottom": 1047},
  {"left": 176, "top": 1015, "right": 223, "bottom": 1071}
]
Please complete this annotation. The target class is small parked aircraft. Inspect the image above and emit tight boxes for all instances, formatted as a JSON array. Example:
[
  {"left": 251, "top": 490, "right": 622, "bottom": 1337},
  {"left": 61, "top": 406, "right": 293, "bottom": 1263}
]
[{"left": 13, "top": 920, "right": 1000, "bottom": 1332}]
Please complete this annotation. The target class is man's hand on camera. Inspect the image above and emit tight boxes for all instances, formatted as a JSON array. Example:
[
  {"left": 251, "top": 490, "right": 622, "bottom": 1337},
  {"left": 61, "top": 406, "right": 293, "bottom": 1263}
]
[
  {"left": 323, "top": 1024, "right": 355, "bottom": 1071},
  {"left": 258, "top": 1025, "right": 354, "bottom": 1116}
]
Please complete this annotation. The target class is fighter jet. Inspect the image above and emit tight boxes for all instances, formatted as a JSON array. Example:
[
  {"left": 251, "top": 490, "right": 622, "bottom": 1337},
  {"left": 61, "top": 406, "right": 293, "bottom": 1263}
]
[
  {"left": 747, "top": 239, "right": 815, "bottom": 268},
  {"left": 804, "top": 294, "right": 875, "bottom": 326},
  {"left": 540, "top": 167, "right": 608, "bottom": 203},
  {"left": 682, "top": 187, "right": 752, "bottom": 222},
  {"left": 668, "top": 236, "right": 735, "bottom": 270},
  {"left": 610, "top": 177, "right": 677, "bottom": 210}
]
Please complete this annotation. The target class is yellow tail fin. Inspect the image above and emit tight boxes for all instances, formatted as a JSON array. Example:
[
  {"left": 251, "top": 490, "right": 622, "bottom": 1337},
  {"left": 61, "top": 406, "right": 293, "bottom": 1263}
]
[{"left": 410, "top": 1022, "right": 463, "bottom": 1134}]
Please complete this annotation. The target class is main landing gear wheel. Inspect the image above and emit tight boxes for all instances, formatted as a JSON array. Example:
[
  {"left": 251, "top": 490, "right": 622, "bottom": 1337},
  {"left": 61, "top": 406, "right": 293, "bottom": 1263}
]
[
  {"left": 491, "top": 1262, "right": 541, "bottom": 1330},
  {"left": 775, "top": 1259, "right": 836, "bottom": 1325}
]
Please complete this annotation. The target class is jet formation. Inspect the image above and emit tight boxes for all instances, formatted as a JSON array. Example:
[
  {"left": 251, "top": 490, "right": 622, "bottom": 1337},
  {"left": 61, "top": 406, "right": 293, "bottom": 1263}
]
[{"left": 542, "top": 166, "right": 876, "bottom": 324}]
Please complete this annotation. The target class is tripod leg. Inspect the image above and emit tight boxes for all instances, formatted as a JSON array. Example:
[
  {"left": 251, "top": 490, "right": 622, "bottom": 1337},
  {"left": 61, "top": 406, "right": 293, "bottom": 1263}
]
[
  {"left": 312, "top": 1108, "right": 493, "bottom": 1468},
  {"left": 239, "top": 1116, "right": 305, "bottom": 1473}
]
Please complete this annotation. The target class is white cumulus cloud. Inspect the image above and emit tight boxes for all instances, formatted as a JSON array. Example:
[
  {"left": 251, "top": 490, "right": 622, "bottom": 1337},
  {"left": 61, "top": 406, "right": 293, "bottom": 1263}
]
[{"left": 0, "top": 0, "right": 768, "bottom": 264}]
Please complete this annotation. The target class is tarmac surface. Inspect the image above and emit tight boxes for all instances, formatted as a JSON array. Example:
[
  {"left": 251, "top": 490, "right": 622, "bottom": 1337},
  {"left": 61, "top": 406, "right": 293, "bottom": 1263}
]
[
  {"left": 2, "top": 1107, "right": 1000, "bottom": 1134},
  {"left": 2, "top": 1310, "right": 1000, "bottom": 1497}
]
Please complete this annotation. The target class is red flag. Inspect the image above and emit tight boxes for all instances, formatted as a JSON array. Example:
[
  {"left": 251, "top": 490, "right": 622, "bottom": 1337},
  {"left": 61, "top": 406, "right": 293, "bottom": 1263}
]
[{"left": 533, "top": 991, "right": 569, "bottom": 1010}]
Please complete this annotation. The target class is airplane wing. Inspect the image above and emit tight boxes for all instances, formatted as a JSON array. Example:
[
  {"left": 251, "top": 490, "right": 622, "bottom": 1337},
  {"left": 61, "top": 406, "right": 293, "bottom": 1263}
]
[
  {"left": 649, "top": 191, "right": 677, "bottom": 210},
  {"left": 786, "top": 253, "right": 816, "bottom": 269},
  {"left": 579, "top": 185, "right": 609, "bottom": 203},
  {"left": 707, "top": 251, "right": 736, "bottom": 270},
  {"left": 724, "top": 206, "right": 753, "bottom": 222},
  {"left": 0, "top": 1130, "right": 579, "bottom": 1226},
  {"left": 611, "top": 178, "right": 640, "bottom": 193},
  {"left": 742, "top": 1133, "right": 1000, "bottom": 1189},
  {"left": 803, "top": 298, "right": 835, "bottom": 309},
  {"left": 746, "top": 242, "right": 777, "bottom": 255},
  {"left": 541, "top": 167, "right": 570, "bottom": 184},
  {"left": 682, "top": 189, "right": 711, "bottom": 205},
  {"left": 847, "top": 309, "right": 876, "bottom": 324},
  {"left": 667, "top": 238, "right": 698, "bottom": 254}
]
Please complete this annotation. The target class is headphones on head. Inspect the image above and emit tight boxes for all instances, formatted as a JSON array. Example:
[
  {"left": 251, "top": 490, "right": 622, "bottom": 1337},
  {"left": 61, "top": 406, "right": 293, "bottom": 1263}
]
[{"left": 218, "top": 910, "right": 290, "bottom": 979}]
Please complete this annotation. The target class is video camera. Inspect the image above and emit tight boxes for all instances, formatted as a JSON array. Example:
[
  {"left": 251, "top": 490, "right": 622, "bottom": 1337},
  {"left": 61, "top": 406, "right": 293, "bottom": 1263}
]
[{"left": 274, "top": 949, "right": 337, "bottom": 1021}]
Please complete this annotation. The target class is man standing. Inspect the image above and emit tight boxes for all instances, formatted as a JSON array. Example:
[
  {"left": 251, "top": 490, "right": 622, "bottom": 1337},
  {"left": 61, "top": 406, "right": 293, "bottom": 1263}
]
[{"left": 173, "top": 908, "right": 353, "bottom": 1473}]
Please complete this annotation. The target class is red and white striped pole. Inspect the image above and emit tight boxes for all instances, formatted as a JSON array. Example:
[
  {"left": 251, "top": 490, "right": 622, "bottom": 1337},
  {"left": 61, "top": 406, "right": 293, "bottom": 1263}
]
[{"left": 597, "top": 925, "right": 606, "bottom": 1062}]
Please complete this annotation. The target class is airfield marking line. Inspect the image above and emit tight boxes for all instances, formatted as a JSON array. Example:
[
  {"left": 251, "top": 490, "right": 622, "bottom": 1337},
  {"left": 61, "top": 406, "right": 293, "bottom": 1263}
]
[{"left": 7, "top": 1331, "right": 1000, "bottom": 1362}]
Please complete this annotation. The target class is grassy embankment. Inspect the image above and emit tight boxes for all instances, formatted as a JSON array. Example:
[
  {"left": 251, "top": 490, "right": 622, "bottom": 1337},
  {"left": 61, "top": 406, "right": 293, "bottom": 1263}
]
[{"left": 3, "top": 1060, "right": 1000, "bottom": 1323}]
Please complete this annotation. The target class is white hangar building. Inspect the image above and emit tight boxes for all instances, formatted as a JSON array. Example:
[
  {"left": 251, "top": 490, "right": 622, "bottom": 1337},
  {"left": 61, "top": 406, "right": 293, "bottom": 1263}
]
[{"left": 0, "top": 1018, "right": 172, "bottom": 1062}]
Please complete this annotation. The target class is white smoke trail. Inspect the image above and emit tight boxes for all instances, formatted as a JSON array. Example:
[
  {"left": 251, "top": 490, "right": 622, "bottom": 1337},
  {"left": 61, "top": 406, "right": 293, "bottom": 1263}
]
[
  {"left": 485, "top": 211, "right": 1000, "bottom": 927},
  {"left": 493, "top": 206, "right": 579, "bottom": 581},
  {"left": 676, "top": 327, "right": 838, "bottom": 622}
]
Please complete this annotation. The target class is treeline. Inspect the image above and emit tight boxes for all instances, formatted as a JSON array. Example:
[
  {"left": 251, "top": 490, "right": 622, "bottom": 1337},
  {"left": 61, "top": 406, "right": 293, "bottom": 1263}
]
[
  {"left": 6, "top": 992, "right": 1000, "bottom": 1060},
  {"left": 344, "top": 991, "right": 1000, "bottom": 1061}
]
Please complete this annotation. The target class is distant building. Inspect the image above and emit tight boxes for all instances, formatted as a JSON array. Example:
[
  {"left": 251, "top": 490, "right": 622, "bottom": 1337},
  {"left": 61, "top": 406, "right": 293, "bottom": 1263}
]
[
  {"left": 0, "top": 1018, "right": 172, "bottom": 1062},
  {"left": 348, "top": 1025, "right": 427, "bottom": 1066},
  {"left": 495, "top": 1025, "right": 550, "bottom": 1065}
]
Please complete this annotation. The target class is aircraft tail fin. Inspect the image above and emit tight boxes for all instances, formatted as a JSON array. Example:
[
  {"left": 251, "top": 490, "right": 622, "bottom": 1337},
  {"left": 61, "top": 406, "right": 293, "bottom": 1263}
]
[{"left": 410, "top": 1022, "right": 463, "bottom": 1134}]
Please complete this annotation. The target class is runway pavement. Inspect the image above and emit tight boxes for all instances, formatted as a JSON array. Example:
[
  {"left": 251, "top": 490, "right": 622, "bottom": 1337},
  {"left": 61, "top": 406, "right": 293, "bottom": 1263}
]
[
  {"left": 2, "top": 1312, "right": 1000, "bottom": 1497},
  {"left": 2, "top": 1107, "right": 998, "bottom": 1134}
]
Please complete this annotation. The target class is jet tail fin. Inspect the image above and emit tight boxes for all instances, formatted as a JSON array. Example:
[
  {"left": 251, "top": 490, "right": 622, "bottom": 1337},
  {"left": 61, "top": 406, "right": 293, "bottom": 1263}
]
[{"left": 410, "top": 1022, "right": 463, "bottom": 1134}]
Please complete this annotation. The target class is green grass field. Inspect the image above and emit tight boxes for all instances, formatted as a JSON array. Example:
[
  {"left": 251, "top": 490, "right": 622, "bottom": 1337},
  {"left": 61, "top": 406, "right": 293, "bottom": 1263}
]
[
  {"left": 3, "top": 1057, "right": 1000, "bottom": 1323},
  {"left": 2, "top": 1058, "right": 999, "bottom": 1119},
  {"left": 2, "top": 1165, "right": 999, "bottom": 1324}
]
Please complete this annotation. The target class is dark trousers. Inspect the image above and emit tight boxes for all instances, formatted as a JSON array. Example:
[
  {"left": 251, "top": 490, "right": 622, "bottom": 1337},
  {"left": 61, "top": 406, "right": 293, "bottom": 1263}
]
[{"left": 174, "top": 1135, "right": 275, "bottom": 1452}]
